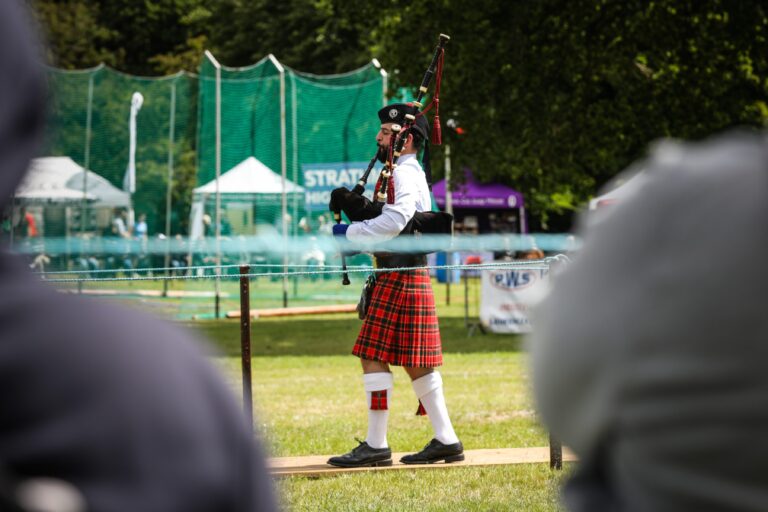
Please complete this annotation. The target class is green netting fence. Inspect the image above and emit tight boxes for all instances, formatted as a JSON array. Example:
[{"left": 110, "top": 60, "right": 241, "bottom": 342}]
[
  {"left": 7, "top": 54, "right": 391, "bottom": 316},
  {"left": 196, "top": 56, "right": 386, "bottom": 233},
  {"left": 43, "top": 65, "right": 198, "bottom": 238}
]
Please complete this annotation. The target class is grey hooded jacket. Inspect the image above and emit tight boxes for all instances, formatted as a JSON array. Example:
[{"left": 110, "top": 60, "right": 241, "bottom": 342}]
[
  {"left": 532, "top": 131, "right": 768, "bottom": 511},
  {"left": 0, "top": 2, "right": 276, "bottom": 511}
]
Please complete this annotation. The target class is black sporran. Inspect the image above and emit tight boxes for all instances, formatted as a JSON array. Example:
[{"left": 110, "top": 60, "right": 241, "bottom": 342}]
[{"left": 356, "top": 274, "right": 376, "bottom": 320}]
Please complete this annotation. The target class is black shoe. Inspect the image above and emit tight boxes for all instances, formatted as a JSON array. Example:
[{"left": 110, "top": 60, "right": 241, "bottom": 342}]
[
  {"left": 400, "top": 438, "right": 464, "bottom": 464},
  {"left": 327, "top": 440, "right": 393, "bottom": 468}
]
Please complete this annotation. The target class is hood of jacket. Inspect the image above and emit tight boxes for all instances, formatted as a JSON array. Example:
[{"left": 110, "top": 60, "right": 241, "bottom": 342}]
[{"left": 0, "top": 1, "right": 47, "bottom": 210}]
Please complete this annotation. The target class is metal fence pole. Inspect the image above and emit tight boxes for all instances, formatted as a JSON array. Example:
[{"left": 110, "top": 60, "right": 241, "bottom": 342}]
[
  {"left": 463, "top": 265, "right": 469, "bottom": 328},
  {"left": 445, "top": 143, "right": 453, "bottom": 306},
  {"left": 204, "top": 50, "right": 222, "bottom": 318},
  {"left": 81, "top": 67, "right": 96, "bottom": 239},
  {"left": 239, "top": 265, "right": 253, "bottom": 431},
  {"left": 549, "top": 434, "right": 563, "bottom": 470},
  {"left": 162, "top": 77, "right": 177, "bottom": 297},
  {"left": 268, "top": 54, "right": 289, "bottom": 309}
]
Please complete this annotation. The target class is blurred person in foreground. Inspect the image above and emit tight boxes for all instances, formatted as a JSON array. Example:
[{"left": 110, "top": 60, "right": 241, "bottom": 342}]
[
  {"left": 531, "top": 130, "right": 768, "bottom": 511},
  {"left": 0, "top": 2, "right": 277, "bottom": 511}
]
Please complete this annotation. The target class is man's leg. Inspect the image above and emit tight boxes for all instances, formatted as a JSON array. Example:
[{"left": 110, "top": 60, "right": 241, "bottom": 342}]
[
  {"left": 327, "top": 359, "right": 393, "bottom": 467},
  {"left": 402, "top": 367, "right": 463, "bottom": 464},
  {"left": 405, "top": 367, "right": 459, "bottom": 445},
  {"left": 361, "top": 359, "right": 392, "bottom": 449}
]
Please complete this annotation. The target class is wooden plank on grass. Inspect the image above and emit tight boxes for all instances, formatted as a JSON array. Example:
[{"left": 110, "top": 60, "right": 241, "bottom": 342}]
[
  {"left": 226, "top": 304, "right": 357, "bottom": 319},
  {"left": 268, "top": 447, "right": 577, "bottom": 477}
]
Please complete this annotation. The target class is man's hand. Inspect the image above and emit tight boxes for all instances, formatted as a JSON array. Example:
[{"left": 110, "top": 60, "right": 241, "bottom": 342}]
[
  {"left": 333, "top": 223, "right": 358, "bottom": 257},
  {"left": 329, "top": 187, "right": 350, "bottom": 214},
  {"left": 332, "top": 223, "right": 349, "bottom": 238}
]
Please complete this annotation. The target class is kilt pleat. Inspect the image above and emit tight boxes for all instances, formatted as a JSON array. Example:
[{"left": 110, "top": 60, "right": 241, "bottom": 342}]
[{"left": 353, "top": 269, "right": 443, "bottom": 367}]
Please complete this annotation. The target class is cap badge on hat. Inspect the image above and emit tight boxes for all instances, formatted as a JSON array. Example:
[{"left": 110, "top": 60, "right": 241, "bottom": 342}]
[{"left": 388, "top": 108, "right": 399, "bottom": 119}]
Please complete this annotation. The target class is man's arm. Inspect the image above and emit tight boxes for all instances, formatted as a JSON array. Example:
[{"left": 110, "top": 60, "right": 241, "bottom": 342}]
[{"left": 346, "top": 168, "right": 419, "bottom": 243}]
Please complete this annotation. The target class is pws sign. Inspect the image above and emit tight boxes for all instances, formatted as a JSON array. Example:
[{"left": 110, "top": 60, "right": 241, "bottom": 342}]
[
  {"left": 480, "top": 267, "right": 550, "bottom": 333},
  {"left": 302, "top": 162, "right": 380, "bottom": 212},
  {"left": 488, "top": 268, "right": 548, "bottom": 291}
]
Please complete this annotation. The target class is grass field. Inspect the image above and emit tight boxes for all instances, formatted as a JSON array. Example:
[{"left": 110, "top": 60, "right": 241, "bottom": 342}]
[
  {"left": 57, "top": 274, "right": 570, "bottom": 510},
  {"left": 56, "top": 264, "right": 482, "bottom": 320},
  {"left": 171, "top": 277, "right": 570, "bottom": 511}
]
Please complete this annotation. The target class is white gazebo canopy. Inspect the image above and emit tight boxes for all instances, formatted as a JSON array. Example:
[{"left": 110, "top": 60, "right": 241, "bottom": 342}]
[
  {"left": 16, "top": 156, "right": 131, "bottom": 207},
  {"left": 194, "top": 156, "right": 304, "bottom": 195},
  {"left": 190, "top": 156, "right": 304, "bottom": 239}
]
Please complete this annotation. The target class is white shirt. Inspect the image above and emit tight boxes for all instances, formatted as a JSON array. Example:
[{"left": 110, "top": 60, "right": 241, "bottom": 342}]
[{"left": 346, "top": 153, "right": 431, "bottom": 243}]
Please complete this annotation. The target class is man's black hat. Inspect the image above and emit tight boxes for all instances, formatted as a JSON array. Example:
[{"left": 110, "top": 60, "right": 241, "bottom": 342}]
[{"left": 377, "top": 103, "right": 430, "bottom": 140}]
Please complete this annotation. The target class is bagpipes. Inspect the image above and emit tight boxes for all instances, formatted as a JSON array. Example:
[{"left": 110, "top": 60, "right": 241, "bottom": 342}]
[{"left": 329, "top": 34, "right": 454, "bottom": 284}]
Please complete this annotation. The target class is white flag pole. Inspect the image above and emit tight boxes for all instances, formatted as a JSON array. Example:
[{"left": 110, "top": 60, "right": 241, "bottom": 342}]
[
  {"left": 125, "top": 92, "right": 144, "bottom": 195},
  {"left": 124, "top": 91, "right": 144, "bottom": 230}
]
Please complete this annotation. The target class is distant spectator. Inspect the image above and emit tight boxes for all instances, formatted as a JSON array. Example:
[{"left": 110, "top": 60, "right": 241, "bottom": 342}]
[
  {"left": 515, "top": 248, "right": 544, "bottom": 260},
  {"left": 298, "top": 216, "right": 311, "bottom": 234},
  {"left": 134, "top": 213, "right": 148, "bottom": 240},
  {"left": 111, "top": 208, "right": 131, "bottom": 239},
  {"left": 170, "top": 234, "right": 190, "bottom": 275},
  {"left": 20, "top": 207, "right": 37, "bottom": 238},
  {"left": 107, "top": 208, "right": 133, "bottom": 273},
  {"left": 298, "top": 216, "right": 326, "bottom": 278},
  {"left": 221, "top": 215, "right": 232, "bottom": 236},
  {"left": 317, "top": 214, "right": 332, "bottom": 235},
  {"left": 202, "top": 213, "right": 212, "bottom": 237}
]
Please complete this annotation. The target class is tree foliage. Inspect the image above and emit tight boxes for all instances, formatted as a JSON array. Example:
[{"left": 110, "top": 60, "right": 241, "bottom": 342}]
[
  {"left": 32, "top": 0, "right": 121, "bottom": 69},
  {"left": 204, "top": 0, "right": 381, "bottom": 73},
  {"left": 373, "top": 0, "right": 768, "bottom": 229},
  {"left": 30, "top": 0, "right": 768, "bottom": 230}
]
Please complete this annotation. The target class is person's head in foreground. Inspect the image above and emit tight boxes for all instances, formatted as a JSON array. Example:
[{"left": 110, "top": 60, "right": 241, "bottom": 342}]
[
  {"left": 0, "top": 1, "right": 276, "bottom": 510},
  {"left": 531, "top": 130, "right": 768, "bottom": 511}
]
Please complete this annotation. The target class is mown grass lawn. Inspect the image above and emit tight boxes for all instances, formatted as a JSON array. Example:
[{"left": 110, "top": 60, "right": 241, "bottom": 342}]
[
  {"left": 61, "top": 274, "right": 569, "bottom": 510},
  {"left": 279, "top": 464, "right": 566, "bottom": 511},
  {"left": 177, "top": 277, "right": 570, "bottom": 511}
]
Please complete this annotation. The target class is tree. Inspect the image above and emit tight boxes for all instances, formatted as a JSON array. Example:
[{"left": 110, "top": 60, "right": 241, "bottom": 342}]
[
  {"left": 31, "top": 0, "right": 213, "bottom": 74},
  {"left": 31, "top": 0, "right": 768, "bottom": 231},
  {"left": 205, "top": 0, "right": 380, "bottom": 72},
  {"left": 32, "top": 0, "right": 121, "bottom": 69},
  {"left": 373, "top": 0, "right": 768, "bottom": 230}
]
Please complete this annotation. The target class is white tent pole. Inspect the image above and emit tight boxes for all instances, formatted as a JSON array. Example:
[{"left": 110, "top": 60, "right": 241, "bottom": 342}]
[
  {"left": 269, "top": 54, "right": 288, "bottom": 308},
  {"left": 163, "top": 78, "right": 177, "bottom": 297},
  {"left": 290, "top": 70, "right": 298, "bottom": 241},
  {"left": 444, "top": 143, "right": 453, "bottom": 304},
  {"left": 445, "top": 144, "right": 453, "bottom": 218},
  {"left": 81, "top": 66, "right": 97, "bottom": 238},
  {"left": 289, "top": 71, "right": 300, "bottom": 300},
  {"left": 205, "top": 50, "right": 223, "bottom": 318}
]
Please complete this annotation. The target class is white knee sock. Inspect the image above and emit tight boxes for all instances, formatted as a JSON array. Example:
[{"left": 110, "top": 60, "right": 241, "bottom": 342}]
[
  {"left": 363, "top": 372, "right": 393, "bottom": 449},
  {"left": 411, "top": 371, "right": 459, "bottom": 445}
]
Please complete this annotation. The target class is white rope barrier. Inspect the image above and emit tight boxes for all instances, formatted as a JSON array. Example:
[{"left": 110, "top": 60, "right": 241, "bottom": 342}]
[{"left": 41, "top": 258, "right": 566, "bottom": 284}]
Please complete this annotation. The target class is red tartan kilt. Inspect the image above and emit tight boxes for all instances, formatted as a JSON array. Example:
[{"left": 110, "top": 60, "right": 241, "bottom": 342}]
[{"left": 353, "top": 269, "right": 443, "bottom": 367}]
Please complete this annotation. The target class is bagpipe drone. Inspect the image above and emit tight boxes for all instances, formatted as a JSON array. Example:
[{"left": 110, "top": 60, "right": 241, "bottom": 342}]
[{"left": 329, "top": 34, "right": 454, "bottom": 285}]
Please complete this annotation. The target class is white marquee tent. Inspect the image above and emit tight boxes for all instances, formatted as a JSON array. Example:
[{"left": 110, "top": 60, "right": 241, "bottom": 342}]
[
  {"left": 190, "top": 156, "right": 304, "bottom": 239},
  {"left": 193, "top": 156, "right": 304, "bottom": 196},
  {"left": 16, "top": 156, "right": 131, "bottom": 207}
]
